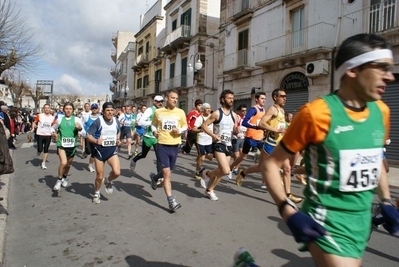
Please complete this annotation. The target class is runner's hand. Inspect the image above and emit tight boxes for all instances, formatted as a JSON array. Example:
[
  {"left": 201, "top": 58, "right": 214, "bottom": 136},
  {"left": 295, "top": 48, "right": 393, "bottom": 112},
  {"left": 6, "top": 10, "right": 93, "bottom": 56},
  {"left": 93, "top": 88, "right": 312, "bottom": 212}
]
[
  {"left": 287, "top": 211, "right": 327, "bottom": 243},
  {"left": 380, "top": 204, "right": 399, "bottom": 235}
]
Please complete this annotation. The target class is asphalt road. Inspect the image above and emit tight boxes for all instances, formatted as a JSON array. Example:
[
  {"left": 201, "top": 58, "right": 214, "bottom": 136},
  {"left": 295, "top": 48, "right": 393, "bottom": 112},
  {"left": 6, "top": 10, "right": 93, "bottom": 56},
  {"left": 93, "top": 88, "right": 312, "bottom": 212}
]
[{"left": 3, "top": 142, "right": 399, "bottom": 267}]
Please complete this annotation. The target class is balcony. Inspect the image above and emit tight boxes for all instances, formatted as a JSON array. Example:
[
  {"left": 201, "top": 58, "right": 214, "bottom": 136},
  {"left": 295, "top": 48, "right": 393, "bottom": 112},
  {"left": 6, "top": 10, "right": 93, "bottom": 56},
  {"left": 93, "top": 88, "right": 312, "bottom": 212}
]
[
  {"left": 111, "top": 33, "right": 117, "bottom": 48},
  {"left": 109, "top": 83, "right": 116, "bottom": 93},
  {"left": 145, "top": 81, "right": 161, "bottom": 96},
  {"left": 116, "top": 66, "right": 128, "bottom": 80},
  {"left": 161, "top": 25, "right": 191, "bottom": 54},
  {"left": 340, "top": 2, "right": 398, "bottom": 45},
  {"left": 255, "top": 22, "right": 335, "bottom": 67},
  {"left": 110, "top": 66, "right": 116, "bottom": 76},
  {"left": 111, "top": 50, "right": 116, "bottom": 63},
  {"left": 111, "top": 91, "right": 121, "bottom": 102},
  {"left": 135, "top": 88, "right": 143, "bottom": 98},
  {"left": 163, "top": 75, "right": 188, "bottom": 91},
  {"left": 229, "top": 0, "right": 254, "bottom": 25},
  {"left": 224, "top": 49, "right": 252, "bottom": 74},
  {"left": 132, "top": 53, "right": 150, "bottom": 71}
]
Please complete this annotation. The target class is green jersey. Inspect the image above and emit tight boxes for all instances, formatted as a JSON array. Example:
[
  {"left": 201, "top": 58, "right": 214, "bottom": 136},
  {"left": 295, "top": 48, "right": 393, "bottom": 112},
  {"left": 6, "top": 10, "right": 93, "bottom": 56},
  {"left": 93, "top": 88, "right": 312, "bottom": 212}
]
[{"left": 57, "top": 116, "right": 78, "bottom": 148}]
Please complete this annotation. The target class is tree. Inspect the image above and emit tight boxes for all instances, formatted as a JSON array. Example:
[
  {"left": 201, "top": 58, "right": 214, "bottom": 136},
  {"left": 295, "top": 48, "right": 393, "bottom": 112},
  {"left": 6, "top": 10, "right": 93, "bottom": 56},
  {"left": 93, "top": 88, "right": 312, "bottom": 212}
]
[
  {"left": 2, "top": 73, "right": 29, "bottom": 107},
  {"left": 53, "top": 94, "right": 80, "bottom": 107},
  {"left": 0, "top": 0, "right": 43, "bottom": 76},
  {"left": 25, "top": 85, "right": 46, "bottom": 111}
]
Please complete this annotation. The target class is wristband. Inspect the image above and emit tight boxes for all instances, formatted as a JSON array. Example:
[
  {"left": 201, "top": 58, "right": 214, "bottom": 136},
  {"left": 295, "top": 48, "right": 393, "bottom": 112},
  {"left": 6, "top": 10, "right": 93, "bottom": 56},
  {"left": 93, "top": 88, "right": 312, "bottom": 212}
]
[{"left": 278, "top": 198, "right": 298, "bottom": 216}]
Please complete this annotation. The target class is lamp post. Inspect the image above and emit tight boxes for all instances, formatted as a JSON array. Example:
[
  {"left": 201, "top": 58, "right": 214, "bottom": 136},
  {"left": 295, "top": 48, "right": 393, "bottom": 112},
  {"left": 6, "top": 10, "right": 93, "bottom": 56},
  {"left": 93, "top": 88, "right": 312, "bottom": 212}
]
[
  {"left": 187, "top": 53, "right": 203, "bottom": 104},
  {"left": 123, "top": 85, "right": 129, "bottom": 106}
]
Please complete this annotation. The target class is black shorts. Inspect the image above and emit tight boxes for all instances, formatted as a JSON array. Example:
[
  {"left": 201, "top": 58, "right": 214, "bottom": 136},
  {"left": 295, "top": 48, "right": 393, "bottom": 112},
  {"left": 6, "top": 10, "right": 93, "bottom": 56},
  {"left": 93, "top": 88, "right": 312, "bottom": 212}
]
[
  {"left": 212, "top": 143, "right": 233, "bottom": 157},
  {"left": 37, "top": 135, "right": 52, "bottom": 153},
  {"left": 57, "top": 146, "right": 77, "bottom": 158},
  {"left": 120, "top": 127, "right": 132, "bottom": 139}
]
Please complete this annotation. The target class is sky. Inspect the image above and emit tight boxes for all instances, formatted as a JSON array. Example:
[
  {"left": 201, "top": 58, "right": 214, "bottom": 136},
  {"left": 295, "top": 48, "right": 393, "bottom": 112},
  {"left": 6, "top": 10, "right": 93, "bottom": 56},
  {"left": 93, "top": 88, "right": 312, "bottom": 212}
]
[{"left": 14, "top": 0, "right": 158, "bottom": 97}]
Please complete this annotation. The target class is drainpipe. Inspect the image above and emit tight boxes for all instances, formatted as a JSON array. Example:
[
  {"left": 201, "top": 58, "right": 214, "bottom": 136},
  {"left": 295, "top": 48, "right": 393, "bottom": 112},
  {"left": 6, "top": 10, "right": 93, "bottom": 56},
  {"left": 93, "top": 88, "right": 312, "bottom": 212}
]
[{"left": 331, "top": 0, "right": 343, "bottom": 93}]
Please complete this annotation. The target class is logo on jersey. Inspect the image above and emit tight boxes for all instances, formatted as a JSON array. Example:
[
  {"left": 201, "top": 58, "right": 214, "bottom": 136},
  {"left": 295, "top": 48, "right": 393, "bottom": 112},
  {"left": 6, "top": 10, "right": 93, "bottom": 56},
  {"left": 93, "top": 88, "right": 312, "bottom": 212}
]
[
  {"left": 350, "top": 153, "right": 380, "bottom": 167},
  {"left": 334, "top": 125, "right": 354, "bottom": 134}
]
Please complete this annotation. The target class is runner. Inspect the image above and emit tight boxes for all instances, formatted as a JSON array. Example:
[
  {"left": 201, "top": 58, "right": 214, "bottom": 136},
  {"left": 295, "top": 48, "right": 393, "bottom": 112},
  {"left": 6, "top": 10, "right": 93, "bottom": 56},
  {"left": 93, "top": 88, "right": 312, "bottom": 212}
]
[
  {"left": 135, "top": 105, "right": 146, "bottom": 149},
  {"left": 261, "top": 33, "right": 398, "bottom": 266},
  {"left": 149, "top": 90, "right": 187, "bottom": 212},
  {"left": 191, "top": 103, "right": 213, "bottom": 179},
  {"left": 118, "top": 105, "right": 134, "bottom": 159},
  {"left": 51, "top": 103, "right": 84, "bottom": 191},
  {"left": 31, "top": 104, "right": 54, "bottom": 170},
  {"left": 231, "top": 92, "right": 266, "bottom": 186},
  {"left": 130, "top": 106, "right": 140, "bottom": 154},
  {"left": 130, "top": 96, "right": 164, "bottom": 180},
  {"left": 200, "top": 90, "right": 238, "bottom": 201},
  {"left": 82, "top": 103, "right": 101, "bottom": 172},
  {"left": 181, "top": 99, "right": 202, "bottom": 154},
  {"left": 86, "top": 102, "right": 122, "bottom": 204},
  {"left": 80, "top": 102, "right": 92, "bottom": 156}
]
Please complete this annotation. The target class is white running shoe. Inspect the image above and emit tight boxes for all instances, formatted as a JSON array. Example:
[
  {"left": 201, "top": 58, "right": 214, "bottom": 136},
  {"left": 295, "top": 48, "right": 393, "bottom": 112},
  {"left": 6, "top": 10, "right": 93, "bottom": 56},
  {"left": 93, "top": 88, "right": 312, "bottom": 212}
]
[
  {"left": 92, "top": 193, "right": 101, "bottom": 204},
  {"left": 260, "top": 182, "right": 267, "bottom": 189},
  {"left": 104, "top": 178, "right": 113, "bottom": 194},
  {"left": 41, "top": 162, "right": 47, "bottom": 170},
  {"left": 200, "top": 168, "right": 210, "bottom": 189},
  {"left": 226, "top": 171, "right": 232, "bottom": 180},
  {"left": 53, "top": 179, "right": 62, "bottom": 191},
  {"left": 205, "top": 190, "right": 218, "bottom": 201},
  {"left": 88, "top": 164, "right": 95, "bottom": 173},
  {"left": 61, "top": 177, "right": 68, "bottom": 188}
]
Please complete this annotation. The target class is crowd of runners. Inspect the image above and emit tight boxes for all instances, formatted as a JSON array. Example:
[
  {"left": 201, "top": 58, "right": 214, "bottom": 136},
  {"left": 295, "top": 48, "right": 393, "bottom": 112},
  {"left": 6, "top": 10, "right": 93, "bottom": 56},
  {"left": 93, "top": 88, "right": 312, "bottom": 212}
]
[{"left": 1, "top": 33, "right": 399, "bottom": 267}]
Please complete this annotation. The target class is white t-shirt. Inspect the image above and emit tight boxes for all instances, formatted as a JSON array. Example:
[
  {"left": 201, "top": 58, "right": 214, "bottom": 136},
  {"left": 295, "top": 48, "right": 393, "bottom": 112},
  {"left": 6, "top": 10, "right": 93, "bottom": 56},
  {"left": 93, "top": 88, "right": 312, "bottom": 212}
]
[
  {"left": 35, "top": 113, "right": 55, "bottom": 136},
  {"left": 194, "top": 115, "right": 213, "bottom": 146}
]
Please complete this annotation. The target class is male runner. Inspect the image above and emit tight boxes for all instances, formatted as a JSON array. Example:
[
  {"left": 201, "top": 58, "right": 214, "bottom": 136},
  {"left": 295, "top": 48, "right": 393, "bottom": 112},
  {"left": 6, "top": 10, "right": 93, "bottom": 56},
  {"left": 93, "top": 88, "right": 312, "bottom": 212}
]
[
  {"left": 80, "top": 102, "right": 91, "bottom": 155},
  {"left": 51, "top": 103, "right": 83, "bottom": 191},
  {"left": 261, "top": 33, "right": 398, "bottom": 266},
  {"left": 118, "top": 105, "right": 134, "bottom": 158},
  {"left": 82, "top": 103, "right": 101, "bottom": 172},
  {"left": 87, "top": 102, "right": 122, "bottom": 204},
  {"left": 150, "top": 90, "right": 187, "bottom": 212},
  {"left": 31, "top": 104, "right": 54, "bottom": 169},
  {"left": 182, "top": 99, "right": 202, "bottom": 154},
  {"left": 200, "top": 90, "right": 238, "bottom": 201}
]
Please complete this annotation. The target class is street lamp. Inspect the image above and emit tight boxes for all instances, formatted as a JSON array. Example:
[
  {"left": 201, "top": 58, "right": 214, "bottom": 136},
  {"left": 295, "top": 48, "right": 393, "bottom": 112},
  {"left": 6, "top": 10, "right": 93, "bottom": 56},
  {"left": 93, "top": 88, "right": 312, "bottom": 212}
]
[
  {"left": 187, "top": 53, "right": 203, "bottom": 76},
  {"left": 123, "top": 86, "right": 129, "bottom": 105}
]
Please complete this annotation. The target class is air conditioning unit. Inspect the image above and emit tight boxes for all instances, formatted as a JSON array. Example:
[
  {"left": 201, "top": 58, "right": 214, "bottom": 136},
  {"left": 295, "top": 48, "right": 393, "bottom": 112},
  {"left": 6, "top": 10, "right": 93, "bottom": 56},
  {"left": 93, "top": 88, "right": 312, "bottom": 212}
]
[{"left": 306, "top": 59, "right": 329, "bottom": 77}]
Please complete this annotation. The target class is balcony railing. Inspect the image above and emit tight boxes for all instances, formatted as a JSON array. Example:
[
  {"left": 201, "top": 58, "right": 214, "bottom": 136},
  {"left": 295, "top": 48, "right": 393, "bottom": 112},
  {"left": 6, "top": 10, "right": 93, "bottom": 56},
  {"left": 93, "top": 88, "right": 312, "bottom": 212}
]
[
  {"left": 135, "top": 88, "right": 143, "bottom": 98},
  {"left": 255, "top": 22, "right": 335, "bottom": 65},
  {"left": 228, "top": 0, "right": 253, "bottom": 19},
  {"left": 163, "top": 75, "right": 187, "bottom": 91},
  {"left": 133, "top": 53, "right": 150, "bottom": 69},
  {"left": 109, "top": 83, "right": 116, "bottom": 93},
  {"left": 163, "top": 25, "right": 191, "bottom": 48},
  {"left": 145, "top": 81, "right": 162, "bottom": 95},
  {"left": 224, "top": 49, "right": 252, "bottom": 72},
  {"left": 111, "top": 91, "right": 121, "bottom": 101},
  {"left": 111, "top": 50, "right": 116, "bottom": 62},
  {"left": 340, "top": 2, "right": 398, "bottom": 43},
  {"left": 110, "top": 66, "right": 116, "bottom": 76}
]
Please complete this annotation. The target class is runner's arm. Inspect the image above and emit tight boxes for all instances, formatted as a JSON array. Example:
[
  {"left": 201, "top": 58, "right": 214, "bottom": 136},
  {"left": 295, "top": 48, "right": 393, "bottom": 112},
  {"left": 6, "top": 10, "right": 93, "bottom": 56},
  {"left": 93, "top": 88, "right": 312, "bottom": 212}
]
[
  {"left": 202, "top": 110, "right": 219, "bottom": 139},
  {"left": 258, "top": 106, "right": 281, "bottom": 132},
  {"left": 241, "top": 107, "right": 258, "bottom": 129},
  {"left": 138, "top": 108, "right": 153, "bottom": 127}
]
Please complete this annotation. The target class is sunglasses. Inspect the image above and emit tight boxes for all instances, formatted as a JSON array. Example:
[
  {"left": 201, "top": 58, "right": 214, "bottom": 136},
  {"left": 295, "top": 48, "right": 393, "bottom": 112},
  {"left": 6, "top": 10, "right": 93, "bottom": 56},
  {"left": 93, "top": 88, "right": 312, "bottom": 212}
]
[
  {"left": 362, "top": 61, "right": 393, "bottom": 74},
  {"left": 278, "top": 95, "right": 287, "bottom": 98}
]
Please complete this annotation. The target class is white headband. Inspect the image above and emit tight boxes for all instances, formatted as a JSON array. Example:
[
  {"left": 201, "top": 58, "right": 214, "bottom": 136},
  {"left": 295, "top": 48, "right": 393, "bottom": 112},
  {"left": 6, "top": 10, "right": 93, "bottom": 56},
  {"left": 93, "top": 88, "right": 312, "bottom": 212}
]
[{"left": 336, "top": 49, "right": 393, "bottom": 79}]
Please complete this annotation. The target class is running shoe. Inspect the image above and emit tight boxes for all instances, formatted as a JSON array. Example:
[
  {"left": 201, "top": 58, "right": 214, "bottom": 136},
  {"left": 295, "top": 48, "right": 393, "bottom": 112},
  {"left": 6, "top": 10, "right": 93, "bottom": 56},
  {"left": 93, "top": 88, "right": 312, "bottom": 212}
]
[
  {"left": 226, "top": 171, "right": 232, "bottom": 180},
  {"left": 37, "top": 151, "right": 41, "bottom": 156},
  {"left": 61, "top": 177, "right": 68, "bottom": 188},
  {"left": 41, "top": 162, "right": 47, "bottom": 170},
  {"left": 82, "top": 151, "right": 88, "bottom": 159},
  {"left": 127, "top": 153, "right": 133, "bottom": 159},
  {"left": 88, "top": 164, "right": 95, "bottom": 173},
  {"left": 205, "top": 190, "right": 218, "bottom": 201},
  {"left": 235, "top": 169, "right": 245, "bottom": 186},
  {"left": 130, "top": 160, "right": 136, "bottom": 172},
  {"left": 288, "top": 193, "right": 302, "bottom": 203},
  {"left": 53, "top": 179, "right": 62, "bottom": 191},
  {"left": 232, "top": 168, "right": 238, "bottom": 175},
  {"left": 260, "top": 182, "right": 267, "bottom": 189},
  {"left": 199, "top": 167, "right": 209, "bottom": 189},
  {"left": 168, "top": 198, "right": 182, "bottom": 212},
  {"left": 134, "top": 150, "right": 139, "bottom": 156},
  {"left": 233, "top": 247, "right": 258, "bottom": 267},
  {"left": 104, "top": 178, "right": 113, "bottom": 194},
  {"left": 149, "top": 172, "right": 158, "bottom": 190},
  {"left": 157, "top": 178, "right": 164, "bottom": 186},
  {"left": 92, "top": 193, "right": 101, "bottom": 204},
  {"left": 193, "top": 171, "right": 201, "bottom": 180},
  {"left": 295, "top": 174, "right": 307, "bottom": 185}
]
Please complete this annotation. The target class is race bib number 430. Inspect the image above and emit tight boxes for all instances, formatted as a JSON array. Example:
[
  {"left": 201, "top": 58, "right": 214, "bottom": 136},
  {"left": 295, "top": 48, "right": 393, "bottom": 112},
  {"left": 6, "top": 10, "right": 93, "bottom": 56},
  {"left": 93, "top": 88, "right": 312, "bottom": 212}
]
[
  {"left": 339, "top": 148, "right": 382, "bottom": 192},
  {"left": 162, "top": 120, "right": 177, "bottom": 131}
]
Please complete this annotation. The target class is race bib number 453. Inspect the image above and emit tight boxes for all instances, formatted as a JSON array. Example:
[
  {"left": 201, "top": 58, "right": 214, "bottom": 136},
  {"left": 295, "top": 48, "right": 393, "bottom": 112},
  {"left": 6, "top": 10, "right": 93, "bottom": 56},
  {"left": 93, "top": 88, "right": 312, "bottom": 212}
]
[{"left": 339, "top": 148, "right": 382, "bottom": 192}]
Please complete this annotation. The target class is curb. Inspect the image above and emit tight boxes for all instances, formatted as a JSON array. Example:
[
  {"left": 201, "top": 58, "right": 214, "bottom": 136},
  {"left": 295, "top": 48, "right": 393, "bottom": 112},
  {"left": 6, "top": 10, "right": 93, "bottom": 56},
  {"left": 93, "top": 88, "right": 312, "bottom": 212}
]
[{"left": 0, "top": 149, "right": 13, "bottom": 267}]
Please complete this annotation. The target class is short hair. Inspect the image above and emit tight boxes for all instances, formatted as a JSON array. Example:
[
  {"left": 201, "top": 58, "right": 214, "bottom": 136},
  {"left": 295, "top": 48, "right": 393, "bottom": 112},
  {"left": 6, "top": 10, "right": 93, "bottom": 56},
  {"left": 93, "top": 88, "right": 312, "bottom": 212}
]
[
  {"left": 63, "top": 102, "right": 74, "bottom": 111},
  {"left": 272, "top": 88, "right": 285, "bottom": 99},
  {"left": 167, "top": 89, "right": 179, "bottom": 97},
  {"left": 335, "top": 33, "right": 392, "bottom": 70},
  {"left": 84, "top": 102, "right": 90, "bottom": 107},
  {"left": 236, "top": 104, "right": 247, "bottom": 111},
  {"left": 42, "top": 104, "right": 50, "bottom": 108},
  {"left": 219, "top": 89, "right": 234, "bottom": 105},
  {"left": 254, "top": 91, "right": 266, "bottom": 99}
]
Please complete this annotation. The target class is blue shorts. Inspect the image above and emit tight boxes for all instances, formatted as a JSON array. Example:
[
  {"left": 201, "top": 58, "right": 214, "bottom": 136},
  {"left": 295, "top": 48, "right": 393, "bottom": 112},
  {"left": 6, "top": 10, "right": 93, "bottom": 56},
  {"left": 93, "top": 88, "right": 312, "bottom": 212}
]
[
  {"left": 94, "top": 145, "right": 118, "bottom": 162},
  {"left": 262, "top": 142, "right": 276, "bottom": 155},
  {"left": 242, "top": 137, "right": 263, "bottom": 154},
  {"left": 156, "top": 144, "right": 179, "bottom": 170},
  {"left": 136, "top": 126, "right": 145, "bottom": 137},
  {"left": 197, "top": 144, "right": 213, "bottom": 156}
]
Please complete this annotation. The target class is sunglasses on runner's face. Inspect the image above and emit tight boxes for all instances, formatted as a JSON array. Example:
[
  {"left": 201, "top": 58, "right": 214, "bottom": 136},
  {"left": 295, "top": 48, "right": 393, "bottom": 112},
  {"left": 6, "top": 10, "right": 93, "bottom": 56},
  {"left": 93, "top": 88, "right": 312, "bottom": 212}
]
[{"left": 278, "top": 95, "right": 287, "bottom": 98}]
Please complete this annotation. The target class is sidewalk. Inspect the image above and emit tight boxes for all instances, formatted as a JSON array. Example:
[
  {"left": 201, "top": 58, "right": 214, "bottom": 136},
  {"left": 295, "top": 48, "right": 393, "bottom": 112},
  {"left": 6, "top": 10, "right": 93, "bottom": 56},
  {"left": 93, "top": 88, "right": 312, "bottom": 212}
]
[{"left": 0, "top": 150, "right": 12, "bottom": 266}]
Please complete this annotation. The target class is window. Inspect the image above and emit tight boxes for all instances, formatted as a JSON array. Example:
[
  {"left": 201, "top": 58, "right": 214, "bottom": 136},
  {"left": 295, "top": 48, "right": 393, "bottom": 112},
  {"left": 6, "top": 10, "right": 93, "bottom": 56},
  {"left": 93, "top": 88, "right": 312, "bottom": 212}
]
[
  {"left": 181, "top": 8, "right": 192, "bottom": 26},
  {"left": 292, "top": 8, "right": 305, "bottom": 48},
  {"left": 181, "top": 57, "right": 187, "bottom": 87},
  {"left": 172, "top": 19, "right": 177, "bottom": 31},
  {"left": 238, "top": 29, "right": 249, "bottom": 50},
  {"left": 137, "top": 78, "right": 142, "bottom": 89},
  {"left": 145, "top": 41, "right": 150, "bottom": 54},
  {"left": 155, "top": 69, "right": 162, "bottom": 94},
  {"left": 369, "top": 0, "right": 396, "bottom": 33},
  {"left": 170, "top": 63, "right": 175, "bottom": 78},
  {"left": 143, "top": 75, "right": 149, "bottom": 88}
]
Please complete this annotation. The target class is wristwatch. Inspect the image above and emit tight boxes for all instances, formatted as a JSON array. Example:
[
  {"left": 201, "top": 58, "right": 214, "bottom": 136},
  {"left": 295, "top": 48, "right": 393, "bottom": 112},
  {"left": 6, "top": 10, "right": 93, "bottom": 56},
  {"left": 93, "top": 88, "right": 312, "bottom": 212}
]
[
  {"left": 380, "top": 198, "right": 396, "bottom": 207},
  {"left": 278, "top": 197, "right": 299, "bottom": 216}
]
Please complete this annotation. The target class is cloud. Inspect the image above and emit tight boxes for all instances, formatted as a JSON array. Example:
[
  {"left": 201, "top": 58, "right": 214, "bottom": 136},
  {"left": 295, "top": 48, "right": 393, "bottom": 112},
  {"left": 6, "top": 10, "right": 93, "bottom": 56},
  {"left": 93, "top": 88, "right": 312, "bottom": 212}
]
[{"left": 14, "top": 0, "right": 157, "bottom": 95}]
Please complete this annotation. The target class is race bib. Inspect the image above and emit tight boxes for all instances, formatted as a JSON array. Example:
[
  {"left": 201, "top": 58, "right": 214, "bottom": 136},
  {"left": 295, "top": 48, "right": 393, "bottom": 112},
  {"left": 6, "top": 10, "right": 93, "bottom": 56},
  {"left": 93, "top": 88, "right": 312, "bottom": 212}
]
[
  {"left": 277, "top": 123, "right": 286, "bottom": 129},
  {"left": 62, "top": 137, "right": 75, "bottom": 147},
  {"left": 339, "top": 148, "right": 382, "bottom": 192},
  {"left": 162, "top": 119, "right": 177, "bottom": 131},
  {"left": 42, "top": 122, "right": 51, "bottom": 128},
  {"left": 221, "top": 132, "right": 231, "bottom": 144},
  {"left": 102, "top": 135, "right": 117, "bottom": 147}
]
